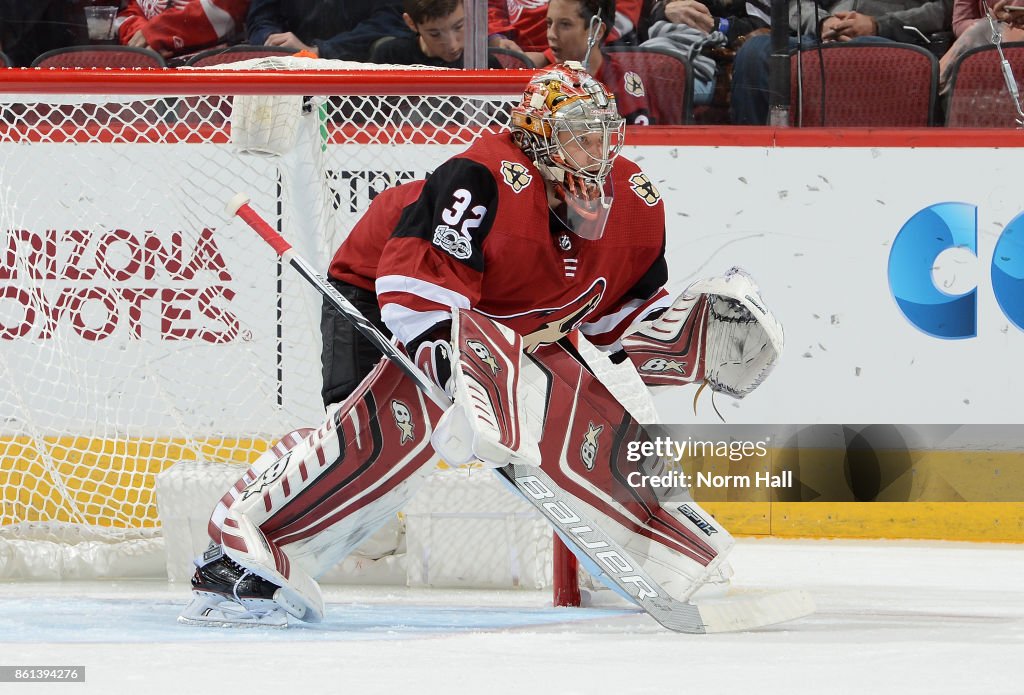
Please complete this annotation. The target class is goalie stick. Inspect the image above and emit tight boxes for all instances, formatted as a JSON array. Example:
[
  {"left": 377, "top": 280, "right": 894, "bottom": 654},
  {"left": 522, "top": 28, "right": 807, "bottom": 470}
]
[{"left": 226, "top": 193, "right": 814, "bottom": 634}]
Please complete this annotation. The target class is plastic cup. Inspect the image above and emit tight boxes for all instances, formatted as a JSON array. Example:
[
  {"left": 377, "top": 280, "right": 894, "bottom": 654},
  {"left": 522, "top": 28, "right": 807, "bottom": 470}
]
[{"left": 85, "top": 6, "right": 117, "bottom": 42}]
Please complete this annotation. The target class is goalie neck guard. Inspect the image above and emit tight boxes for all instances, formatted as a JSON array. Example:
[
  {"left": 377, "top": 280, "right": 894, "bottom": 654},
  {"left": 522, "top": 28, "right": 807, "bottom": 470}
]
[{"left": 511, "top": 61, "right": 625, "bottom": 240}]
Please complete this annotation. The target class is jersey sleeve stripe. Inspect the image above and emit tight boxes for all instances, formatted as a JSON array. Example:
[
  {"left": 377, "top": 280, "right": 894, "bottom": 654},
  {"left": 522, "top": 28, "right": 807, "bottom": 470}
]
[
  {"left": 580, "top": 297, "right": 649, "bottom": 335},
  {"left": 580, "top": 290, "right": 671, "bottom": 347},
  {"left": 639, "top": 290, "right": 672, "bottom": 319},
  {"left": 380, "top": 305, "right": 453, "bottom": 346},
  {"left": 376, "top": 274, "right": 472, "bottom": 310}
]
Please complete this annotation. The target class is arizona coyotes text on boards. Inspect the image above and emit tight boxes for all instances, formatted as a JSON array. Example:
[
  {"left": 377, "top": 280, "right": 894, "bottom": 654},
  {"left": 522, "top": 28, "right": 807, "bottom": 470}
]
[{"left": 0, "top": 227, "right": 239, "bottom": 342}]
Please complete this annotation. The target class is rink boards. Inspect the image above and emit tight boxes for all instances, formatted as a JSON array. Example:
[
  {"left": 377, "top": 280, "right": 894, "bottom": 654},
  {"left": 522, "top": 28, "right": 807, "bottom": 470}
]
[{"left": 2, "top": 128, "right": 1024, "bottom": 542}]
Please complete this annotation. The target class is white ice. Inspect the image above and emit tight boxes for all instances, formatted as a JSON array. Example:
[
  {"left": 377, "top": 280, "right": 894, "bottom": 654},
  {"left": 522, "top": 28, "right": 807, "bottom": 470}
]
[{"left": 1, "top": 537, "right": 1021, "bottom": 695}]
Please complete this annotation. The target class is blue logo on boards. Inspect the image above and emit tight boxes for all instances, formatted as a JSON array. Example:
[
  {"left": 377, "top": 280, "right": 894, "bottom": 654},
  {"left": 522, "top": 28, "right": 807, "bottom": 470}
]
[
  {"left": 992, "top": 216, "right": 1024, "bottom": 332},
  {"left": 888, "top": 203, "right": 1024, "bottom": 339}
]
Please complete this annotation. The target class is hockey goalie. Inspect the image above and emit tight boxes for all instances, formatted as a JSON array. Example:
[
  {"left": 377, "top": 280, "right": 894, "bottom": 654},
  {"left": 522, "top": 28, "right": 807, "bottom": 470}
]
[{"left": 180, "top": 61, "right": 803, "bottom": 631}]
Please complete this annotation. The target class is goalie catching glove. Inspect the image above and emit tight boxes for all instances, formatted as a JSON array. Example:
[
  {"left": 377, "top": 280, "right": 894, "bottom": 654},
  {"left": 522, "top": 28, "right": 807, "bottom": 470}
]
[
  {"left": 622, "top": 267, "right": 783, "bottom": 397},
  {"left": 420, "top": 309, "right": 545, "bottom": 468}
]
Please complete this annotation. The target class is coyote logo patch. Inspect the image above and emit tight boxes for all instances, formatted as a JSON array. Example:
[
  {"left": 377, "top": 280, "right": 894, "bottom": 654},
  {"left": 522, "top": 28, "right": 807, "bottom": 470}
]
[
  {"left": 501, "top": 160, "right": 533, "bottom": 193},
  {"left": 629, "top": 173, "right": 661, "bottom": 206},
  {"left": 624, "top": 72, "right": 645, "bottom": 97}
]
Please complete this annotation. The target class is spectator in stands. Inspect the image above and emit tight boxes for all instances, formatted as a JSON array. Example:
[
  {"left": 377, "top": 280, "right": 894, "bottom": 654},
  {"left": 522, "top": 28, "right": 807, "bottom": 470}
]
[
  {"left": 730, "top": 0, "right": 953, "bottom": 124},
  {"left": 373, "top": 0, "right": 502, "bottom": 67},
  {"left": 535, "top": 0, "right": 655, "bottom": 123},
  {"left": 642, "top": 0, "right": 770, "bottom": 105},
  {"left": 245, "top": 0, "right": 407, "bottom": 61},
  {"left": 649, "top": 0, "right": 770, "bottom": 43},
  {"left": 0, "top": 0, "right": 88, "bottom": 67},
  {"left": 488, "top": 0, "right": 644, "bottom": 53},
  {"left": 953, "top": 0, "right": 1005, "bottom": 34},
  {"left": 939, "top": 0, "right": 1024, "bottom": 94},
  {"left": 117, "top": 0, "right": 250, "bottom": 59}
]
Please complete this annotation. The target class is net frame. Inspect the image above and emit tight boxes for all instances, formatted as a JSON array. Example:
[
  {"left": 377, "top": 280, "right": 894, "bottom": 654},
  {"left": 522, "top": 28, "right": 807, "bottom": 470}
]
[{"left": 0, "top": 67, "right": 656, "bottom": 602}]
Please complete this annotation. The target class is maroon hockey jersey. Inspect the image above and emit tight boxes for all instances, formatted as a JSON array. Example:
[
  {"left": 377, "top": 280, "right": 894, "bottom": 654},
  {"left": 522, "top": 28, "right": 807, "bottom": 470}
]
[{"left": 328, "top": 132, "right": 668, "bottom": 352}]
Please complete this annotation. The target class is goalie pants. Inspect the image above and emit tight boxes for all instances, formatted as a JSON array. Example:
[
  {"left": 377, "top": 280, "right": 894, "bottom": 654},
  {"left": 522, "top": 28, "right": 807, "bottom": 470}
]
[{"left": 320, "top": 278, "right": 390, "bottom": 406}]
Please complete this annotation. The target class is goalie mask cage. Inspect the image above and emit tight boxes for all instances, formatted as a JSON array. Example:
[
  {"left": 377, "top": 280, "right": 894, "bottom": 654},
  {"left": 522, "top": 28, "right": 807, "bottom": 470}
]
[{"left": 0, "top": 64, "right": 588, "bottom": 605}]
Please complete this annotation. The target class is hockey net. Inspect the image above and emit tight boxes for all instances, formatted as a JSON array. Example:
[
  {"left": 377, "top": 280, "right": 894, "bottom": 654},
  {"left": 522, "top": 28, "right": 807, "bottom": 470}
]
[{"left": 0, "top": 61, "right": 656, "bottom": 599}]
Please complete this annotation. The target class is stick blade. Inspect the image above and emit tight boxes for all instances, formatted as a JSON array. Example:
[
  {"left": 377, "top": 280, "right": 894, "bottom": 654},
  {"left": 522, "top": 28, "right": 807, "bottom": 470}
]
[{"left": 695, "top": 589, "right": 816, "bottom": 634}]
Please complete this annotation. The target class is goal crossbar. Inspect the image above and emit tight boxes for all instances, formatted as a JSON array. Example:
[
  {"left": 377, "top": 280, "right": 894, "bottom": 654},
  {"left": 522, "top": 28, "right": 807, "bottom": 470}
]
[{"left": 0, "top": 68, "right": 531, "bottom": 96}]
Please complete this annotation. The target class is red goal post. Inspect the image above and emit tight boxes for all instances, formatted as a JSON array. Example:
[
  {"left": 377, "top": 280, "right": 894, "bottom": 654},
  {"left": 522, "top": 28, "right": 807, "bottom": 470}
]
[{"left": 0, "top": 65, "right": 612, "bottom": 604}]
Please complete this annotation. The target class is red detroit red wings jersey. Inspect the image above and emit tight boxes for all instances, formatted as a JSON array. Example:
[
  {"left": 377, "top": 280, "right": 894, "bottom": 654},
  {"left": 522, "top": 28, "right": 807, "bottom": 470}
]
[
  {"left": 489, "top": 1, "right": 645, "bottom": 51},
  {"left": 540, "top": 51, "right": 653, "bottom": 125},
  {"left": 329, "top": 132, "right": 668, "bottom": 352}
]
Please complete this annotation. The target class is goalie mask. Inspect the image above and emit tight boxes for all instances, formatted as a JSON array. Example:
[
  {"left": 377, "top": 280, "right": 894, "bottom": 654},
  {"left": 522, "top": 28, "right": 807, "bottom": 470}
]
[{"left": 511, "top": 61, "right": 625, "bottom": 240}]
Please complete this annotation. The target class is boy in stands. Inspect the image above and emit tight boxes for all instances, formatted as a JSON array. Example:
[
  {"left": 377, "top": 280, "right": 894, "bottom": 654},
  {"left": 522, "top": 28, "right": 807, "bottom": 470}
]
[
  {"left": 373, "top": 0, "right": 501, "bottom": 68},
  {"left": 180, "top": 62, "right": 781, "bottom": 627}
]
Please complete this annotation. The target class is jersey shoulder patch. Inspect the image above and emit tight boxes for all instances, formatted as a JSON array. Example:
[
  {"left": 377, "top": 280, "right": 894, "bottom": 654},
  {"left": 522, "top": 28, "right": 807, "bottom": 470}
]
[
  {"left": 500, "top": 160, "right": 534, "bottom": 193},
  {"left": 629, "top": 172, "right": 661, "bottom": 206}
]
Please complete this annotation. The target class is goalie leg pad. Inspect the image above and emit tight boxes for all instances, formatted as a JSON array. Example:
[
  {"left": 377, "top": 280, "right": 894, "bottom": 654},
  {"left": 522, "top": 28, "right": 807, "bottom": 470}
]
[
  {"left": 430, "top": 309, "right": 544, "bottom": 468},
  {"left": 623, "top": 267, "right": 784, "bottom": 397},
  {"left": 206, "top": 427, "right": 314, "bottom": 548},
  {"left": 528, "top": 342, "right": 735, "bottom": 603},
  {"left": 207, "top": 358, "right": 443, "bottom": 621}
]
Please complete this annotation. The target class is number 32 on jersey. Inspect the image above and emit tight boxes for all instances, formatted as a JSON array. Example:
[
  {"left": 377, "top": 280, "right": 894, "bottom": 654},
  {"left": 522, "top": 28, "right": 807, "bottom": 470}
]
[{"left": 433, "top": 188, "right": 487, "bottom": 260}]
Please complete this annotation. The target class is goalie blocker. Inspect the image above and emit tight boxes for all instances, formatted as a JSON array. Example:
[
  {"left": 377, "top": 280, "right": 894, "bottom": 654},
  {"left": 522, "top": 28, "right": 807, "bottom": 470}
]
[{"left": 182, "top": 309, "right": 735, "bottom": 626}]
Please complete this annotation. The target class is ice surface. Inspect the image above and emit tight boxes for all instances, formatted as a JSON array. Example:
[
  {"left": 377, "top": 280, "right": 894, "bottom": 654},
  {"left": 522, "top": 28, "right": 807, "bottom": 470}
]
[{"left": 1, "top": 537, "right": 1021, "bottom": 695}]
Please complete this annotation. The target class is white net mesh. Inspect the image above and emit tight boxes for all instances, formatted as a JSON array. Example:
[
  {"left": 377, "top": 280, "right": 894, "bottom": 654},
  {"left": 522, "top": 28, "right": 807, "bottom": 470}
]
[
  {"left": 0, "top": 65, "right": 655, "bottom": 585},
  {"left": 0, "top": 66, "right": 519, "bottom": 577}
]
